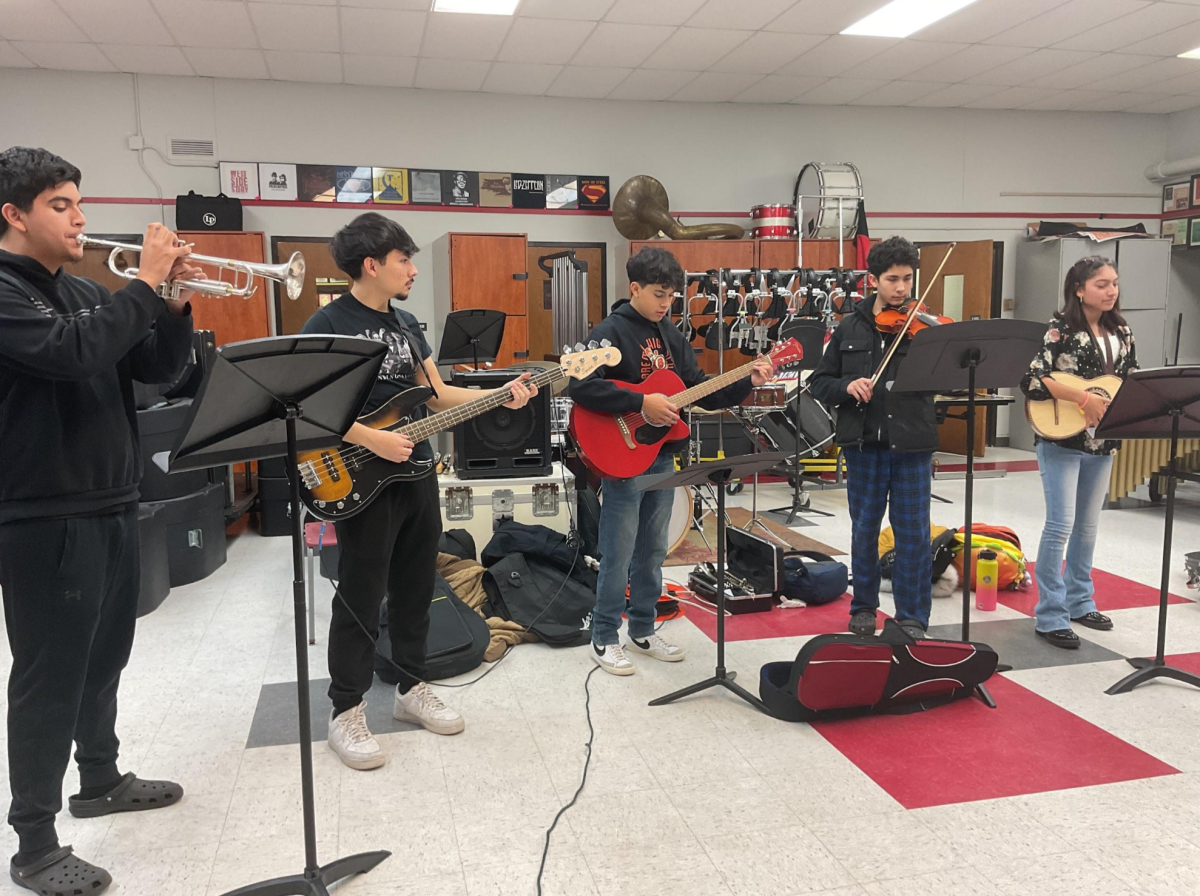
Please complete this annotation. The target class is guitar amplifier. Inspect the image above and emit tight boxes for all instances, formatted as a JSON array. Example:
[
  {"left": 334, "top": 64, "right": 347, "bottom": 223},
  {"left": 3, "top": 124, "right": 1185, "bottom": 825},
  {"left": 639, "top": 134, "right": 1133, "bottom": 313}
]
[{"left": 451, "top": 368, "right": 552, "bottom": 480}]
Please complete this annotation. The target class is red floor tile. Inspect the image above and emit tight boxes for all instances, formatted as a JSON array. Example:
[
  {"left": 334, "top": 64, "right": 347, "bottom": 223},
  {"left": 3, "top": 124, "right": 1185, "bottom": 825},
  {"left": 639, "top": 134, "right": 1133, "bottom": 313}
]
[
  {"left": 997, "top": 561, "right": 1192, "bottom": 617},
  {"left": 685, "top": 595, "right": 888, "bottom": 642},
  {"left": 811, "top": 675, "right": 1178, "bottom": 809}
]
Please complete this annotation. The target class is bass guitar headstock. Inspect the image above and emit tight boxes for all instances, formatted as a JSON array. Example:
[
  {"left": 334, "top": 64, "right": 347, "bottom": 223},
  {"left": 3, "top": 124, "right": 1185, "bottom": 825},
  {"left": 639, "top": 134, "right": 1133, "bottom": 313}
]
[{"left": 560, "top": 340, "right": 623, "bottom": 380}]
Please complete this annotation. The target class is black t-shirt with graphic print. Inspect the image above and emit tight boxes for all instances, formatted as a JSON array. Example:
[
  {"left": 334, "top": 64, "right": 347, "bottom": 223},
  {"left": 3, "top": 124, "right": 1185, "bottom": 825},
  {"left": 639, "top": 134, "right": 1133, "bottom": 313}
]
[{"left": 301, "top": 293, "right": 435, "bottom": 465}]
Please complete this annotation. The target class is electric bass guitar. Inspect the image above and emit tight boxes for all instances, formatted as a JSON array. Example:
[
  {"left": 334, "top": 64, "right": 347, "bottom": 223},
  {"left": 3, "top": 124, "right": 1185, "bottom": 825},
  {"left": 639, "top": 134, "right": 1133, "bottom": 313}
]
[
  {"left": 569, "top": 337, "right": 805, "bottom": 479},
  {"left": 1024, "top": 372, "right": 1122, "bottom": 440},
  {"left": 298, "top": 343, "right": 622, "bottom": 521}
]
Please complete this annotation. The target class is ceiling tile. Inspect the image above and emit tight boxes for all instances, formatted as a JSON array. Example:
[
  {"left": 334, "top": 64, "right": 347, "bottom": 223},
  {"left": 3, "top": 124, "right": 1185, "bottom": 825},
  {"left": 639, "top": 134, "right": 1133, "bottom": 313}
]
[
  {"left": 152, "top": 1, "right": 259, "bottom": 50},
  {"left": 687, "top": 0, "right": 796, "bottom": 31},
  {"left": 570, "top": 22, "right": 674, "bottom": 67},
  {"left": 903, "top": 44, "right": 1033, "bottom": 83},
  {"left": 641, "top": 27, "right": 752, "bottom": 71},
  {"left": 730, "top": 73, "right": 825, "bottom": 102},
  {"left": 905, "top": 83, "right": 1003, "bottom": 106},
  {"left": 849, "top": 80, "right": 949, "bottom": 106},
  {"left": 340, "top": 0, "right": 430, "bottom": 7},
  {"left": 1054, "top": 2, "right": 1200, "bottom": 52},
  {"left": 668, "top": 71, "right": 761, "bottom": 101},
  {"left": 12, "top": 40, "right": 116, "bottom": 71},
  {"left": 412, "top": 56, "right": 490, "bottom": 90},
  {"left": 1152, "top": 68, "right": 1200, "bottom": 95},
  {"left": 1017, "top": 88, "right": 1115, "bottom": 110},
  {"left": 780, "top": 35, "right": 900, "bottom": 79},
  {"left": 254, "top": 0, "right": 335, "bottom": 5},
  {"left": 962, "top": 85, "right": 1063, "bottom": 108},
  {"left": 985, "top": 0, "right": 1149, "bottom": 49},
  {"left": 263, "top": 49, "right": 342, "bottom": 82},
  {"left": 248, "top": 3, "right": 338, "bottom": 52},
  {"left": 342, "top": 54, "right": 417, "bottom": 86},
  {"left": 1118, "top": 19, "right": 1200, "bottom": 56},
  {"left": 1036, "top": 53, "right": 1161, "bottom": 90},
  {"left": 710, "top": 31, "right": 823, "bottom": 74},
  {"left": 608, "top": 68, "right": 699, "bottom": 100},
  {"left": 793, "top": 77, "right": 889, "bottom": 105},
  {"left": 183, "top": 46, "right": 270, "bottom": 79},
  {"left": 604, "top": 0, "right": 706, "bottom": 26},
  {"left": 769, "top": 0, "right": 889, "bottom": 34},
  {"left": 421, "top": 11, "right": 513, "bottom": 61},
  {"left": 64, "top": 0, "right": 174, "bottom": 46},
  {"left": 497, "top": 17, "right": 594, "bottom": 65},
  {"left": 100, "top": 44, "right": 194, "bottom": 75},
  {"left": 482, "top": 61, "right": 563, "bottom": 94},
  {"left": 850, "top": 40, "right": 968, "bottom": 81},
  {"left": 545, "top": 64, "right": 633, "bottom": 98},
  {"left": 916, "top": 0, "right": 1068, "bottom": 43},
  {"left": 0, "top": 39, "right": 33, "bottom": 67},
  {"left": 967, "top": 48, "right": 1100, "bottom": 86},
  {"left": 0, "top": 0, "right": 87, "bottom": 42},
  {"left": 1087, "top": 56, "right": 1198, "bottom": 92},
  {"left": 340, "top": 8, "right": 425, "bottom": 56},
  {"left": 1074, "top": 90, "right": 1163, "bottom": 111},
  {"left": 1126, "top": 94, "right": 1200, "bottom": 113},
  {"left": 517, "top": 0, "right": 614, "bottom": 19}
]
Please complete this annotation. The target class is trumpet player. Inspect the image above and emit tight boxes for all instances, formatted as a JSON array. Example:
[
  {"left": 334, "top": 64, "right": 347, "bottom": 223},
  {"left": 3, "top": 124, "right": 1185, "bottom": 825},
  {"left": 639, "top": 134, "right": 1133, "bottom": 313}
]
[{"left": 0, "top": 146, "right": 200, "bottom": 896}]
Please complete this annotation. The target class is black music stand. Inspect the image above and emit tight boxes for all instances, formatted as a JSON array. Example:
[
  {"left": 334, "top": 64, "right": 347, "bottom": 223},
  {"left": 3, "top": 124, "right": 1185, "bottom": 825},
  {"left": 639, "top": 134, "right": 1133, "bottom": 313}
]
[
  {"left": 166, "top": 335, "right": 390, "bottom": 896},
  {"left": 438, "top": 308, "right": 506, "bottom": 369},
  {"left": 892, "top": 319, "right": 1046, "bottom": 708},
  {"left": 640, "top": 453, "right": 787, "bottom": 712},
  {"left": 1096, "top": 367, "right": 1200, "bottom": 696}
]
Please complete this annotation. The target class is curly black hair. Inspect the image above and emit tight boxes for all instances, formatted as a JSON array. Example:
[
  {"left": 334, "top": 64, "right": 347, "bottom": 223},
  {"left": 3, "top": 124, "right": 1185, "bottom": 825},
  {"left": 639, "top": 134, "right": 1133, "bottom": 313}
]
[
  {"left": 866, "top": 235, "right": 920, "bottom": 278},
  {"left": 627, "top": 246, "right": 684, "bottom": 293},
  {"left": 330, "top": 212, "right": 419, "bottom": 280},
  {"left": 0, "top": 146, "right": 81, "bottom": 236}
]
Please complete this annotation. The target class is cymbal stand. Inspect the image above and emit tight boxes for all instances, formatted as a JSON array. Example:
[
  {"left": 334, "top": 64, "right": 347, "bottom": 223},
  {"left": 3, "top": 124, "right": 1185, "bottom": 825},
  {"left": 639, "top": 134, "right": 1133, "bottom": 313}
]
[{"left": 736, "top": 408, "right": 789, "bottom": 546}]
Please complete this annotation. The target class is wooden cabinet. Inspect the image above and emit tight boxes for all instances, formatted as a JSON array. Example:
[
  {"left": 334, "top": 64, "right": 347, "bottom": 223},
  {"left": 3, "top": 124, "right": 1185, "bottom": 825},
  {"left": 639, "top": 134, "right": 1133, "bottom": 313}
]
[
  {"left": 272, "top": 237, "right": 343, "bottom": 336},
  {"left": 177, "top": 231, "right": 270, "bottom": 347},
  {"left": 433, "top": 233, "right": 529, "bottom": 369},
  {"left": 759, "top": 239, "right": 859, "bottom": 271}
]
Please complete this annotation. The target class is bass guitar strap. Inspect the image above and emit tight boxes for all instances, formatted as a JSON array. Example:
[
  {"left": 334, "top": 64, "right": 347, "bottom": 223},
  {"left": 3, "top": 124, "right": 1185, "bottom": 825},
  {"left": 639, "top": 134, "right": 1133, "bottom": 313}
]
[
  {"left": 392, "top": 303, "right": 438, "bottom": 402},
  {"left": 1087, "top": 327, "right": 1117, "bottom": 376}
]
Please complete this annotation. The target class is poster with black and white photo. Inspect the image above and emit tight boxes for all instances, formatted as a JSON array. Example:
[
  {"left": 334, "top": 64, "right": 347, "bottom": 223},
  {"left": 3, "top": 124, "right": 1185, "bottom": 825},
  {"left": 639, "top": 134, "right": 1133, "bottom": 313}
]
[
  {"left": 512, "top": 173, "right": 545, "bottom": 209},
  {"left": 410, "top": 169, "right": 443, "bottom": 204},
  {"left": 546, "top": 174, "right": 578, "bottom": 210},
  {"left": 441, "top": 170, "right": 479, "bottom": 207},
  {"left": 258, "top": 163, "right": 298, "bottom": 201}
]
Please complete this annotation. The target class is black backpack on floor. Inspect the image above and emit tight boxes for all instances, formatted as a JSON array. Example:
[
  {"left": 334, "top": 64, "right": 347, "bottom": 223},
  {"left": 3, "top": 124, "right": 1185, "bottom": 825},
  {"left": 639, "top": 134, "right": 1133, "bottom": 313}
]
[{"left": 376, "top": 573, "right": 490, "bottom": 684}]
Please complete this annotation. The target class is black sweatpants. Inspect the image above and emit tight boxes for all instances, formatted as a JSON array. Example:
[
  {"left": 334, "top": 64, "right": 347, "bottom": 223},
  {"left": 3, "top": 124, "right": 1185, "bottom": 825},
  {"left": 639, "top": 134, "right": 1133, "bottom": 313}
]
[
  {"left": 329, "top": 475, "right": 442, "bottom": 716},
  {"left": 0, "top": 508, "right": 139, "bottom": 854}
]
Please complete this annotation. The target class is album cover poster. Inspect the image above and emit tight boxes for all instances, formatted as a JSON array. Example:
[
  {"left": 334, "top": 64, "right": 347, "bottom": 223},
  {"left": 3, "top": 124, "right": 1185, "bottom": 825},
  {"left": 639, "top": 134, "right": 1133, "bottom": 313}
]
[
  {"left": 441, "top": 170, "right": 479, "bottom": 207},
  {"left": 336, "top": 166, "right": 373, "bottom": 203},
  {"left": 478, "top": 172, "right": 513, "bottom": 208},
  {"left": 297, "top": 165, "right": 337, "bottom": 202},
  {"left": 219, "top": 162, "right": 259, "bottom": 200},
  {"left": 578, "top": 176, "right": 610, "bottom": 210},
  {"left": 512, "top": 173, "right": 546, "bottom": 209},
  {"left": 410, "top": 169, "right": 443, "bottom": 204},
  {"left": 546, "top": 174, "right": 578, "bottom": 210},
  {"left": 373, "top": 168, "right": 409, "bottom": 204},
  {"left": 258, "top": 163, "right": 298, "bottom": 201}
]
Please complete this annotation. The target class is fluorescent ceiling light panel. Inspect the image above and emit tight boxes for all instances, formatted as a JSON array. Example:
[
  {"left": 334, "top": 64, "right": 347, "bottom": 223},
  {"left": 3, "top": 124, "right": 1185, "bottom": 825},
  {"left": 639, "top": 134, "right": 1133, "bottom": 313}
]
[
  {"left": 841, "top": 0, "right": 982, "bottom": 38},
  {"left": 432, "top": 0, "right": 520, "bottom": 13},
  {"left": 1180, "top": 47, "right": 1200, "bottom": 59}
]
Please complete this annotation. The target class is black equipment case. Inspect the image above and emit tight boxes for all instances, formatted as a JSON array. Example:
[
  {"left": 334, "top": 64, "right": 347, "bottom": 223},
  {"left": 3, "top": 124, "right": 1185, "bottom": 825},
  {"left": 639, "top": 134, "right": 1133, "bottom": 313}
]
[
  {"left": 143, "top": 482, "right": 227, "bottom": 587},
  {"left": 175, "top": 191, "right": 243, "bottom": 231},
  {"left": 376, "top": 573, "right": 490, "bottom": 683}
]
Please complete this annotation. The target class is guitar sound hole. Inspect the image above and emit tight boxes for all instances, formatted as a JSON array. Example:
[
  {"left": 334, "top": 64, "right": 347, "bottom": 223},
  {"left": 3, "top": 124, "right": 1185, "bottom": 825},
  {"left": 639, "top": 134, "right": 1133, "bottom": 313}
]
[{"left": 635, "top": 423, "right": 668, "bottom": 445}]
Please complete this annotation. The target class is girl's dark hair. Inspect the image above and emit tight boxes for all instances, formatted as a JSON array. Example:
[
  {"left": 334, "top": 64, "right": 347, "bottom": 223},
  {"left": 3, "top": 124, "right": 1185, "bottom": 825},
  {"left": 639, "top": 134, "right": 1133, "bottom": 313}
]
[
  {"left": 330, "top": 212, "right": 418, "bottom": 279},
  {"left": 1056, "top": 255, "right": 1126, "bottom": 332},
  {"left": 627, "top": 246, "right": 684, "bottom": 293},
  {"left": 866, "top": 235, "right": 919, "bottom": 277},
  {"left": 0, "top": 146, "right": 82, "bottom": 236}
]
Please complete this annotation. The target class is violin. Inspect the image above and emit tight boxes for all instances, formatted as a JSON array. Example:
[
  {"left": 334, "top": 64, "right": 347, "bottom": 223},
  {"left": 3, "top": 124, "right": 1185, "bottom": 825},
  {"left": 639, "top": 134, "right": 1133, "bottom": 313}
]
[{"left": 875, "top": 300, "right": 953, "bottom": 337}]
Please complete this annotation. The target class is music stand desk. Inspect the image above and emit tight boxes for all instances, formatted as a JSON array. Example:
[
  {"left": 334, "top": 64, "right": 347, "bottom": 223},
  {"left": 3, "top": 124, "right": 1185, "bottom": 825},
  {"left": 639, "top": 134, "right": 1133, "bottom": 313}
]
[{"left": 438, "top": 308, "right": 506, "bottom": 370}]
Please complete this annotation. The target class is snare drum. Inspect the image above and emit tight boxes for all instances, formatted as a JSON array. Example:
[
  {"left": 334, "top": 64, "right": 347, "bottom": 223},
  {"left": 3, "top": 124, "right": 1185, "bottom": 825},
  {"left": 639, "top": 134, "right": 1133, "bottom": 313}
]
[
  {"left": 795, "top": 162, "right": 863, "bottom": 240},
  {"left": 741, "top": 384, "right": 788, "bottom": 409},
  {"left": 750, "top": 203, "right": 797, "bottom": 240}
]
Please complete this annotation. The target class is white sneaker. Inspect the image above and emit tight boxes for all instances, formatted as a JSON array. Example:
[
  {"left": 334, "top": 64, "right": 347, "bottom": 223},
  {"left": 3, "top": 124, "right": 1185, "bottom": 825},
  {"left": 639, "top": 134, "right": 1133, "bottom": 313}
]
[
  {"left": 592, "top": 642, "right": 635, "bottom": 676},
  {"left": 627, "top": 634, "right": 686, "bottom": 663},
  {"left": 328, "top": 701, "right": 385, "bottom": 770},
  {"left": 393, "top": 682, "right": 465, "bottom": 735}
]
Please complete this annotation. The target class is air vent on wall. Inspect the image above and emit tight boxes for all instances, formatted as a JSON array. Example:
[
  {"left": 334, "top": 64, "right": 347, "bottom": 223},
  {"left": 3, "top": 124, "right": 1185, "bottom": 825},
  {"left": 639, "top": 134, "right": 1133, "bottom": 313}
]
[{"left": 166, "top": 137, "right": 217, "bottom": 166}]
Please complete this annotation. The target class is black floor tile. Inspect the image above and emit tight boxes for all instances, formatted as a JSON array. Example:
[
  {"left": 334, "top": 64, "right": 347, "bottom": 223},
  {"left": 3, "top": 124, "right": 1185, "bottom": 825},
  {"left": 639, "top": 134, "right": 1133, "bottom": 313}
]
[{"left": 926, "top": 618, "right": 1127, "bottom": 672}]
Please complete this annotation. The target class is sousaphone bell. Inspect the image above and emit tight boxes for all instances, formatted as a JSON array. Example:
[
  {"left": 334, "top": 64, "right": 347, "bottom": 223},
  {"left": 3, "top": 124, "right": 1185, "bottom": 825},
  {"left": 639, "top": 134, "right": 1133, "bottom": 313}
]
[{"left": 613, "top": 175, "right": 745, "bottom": 241}]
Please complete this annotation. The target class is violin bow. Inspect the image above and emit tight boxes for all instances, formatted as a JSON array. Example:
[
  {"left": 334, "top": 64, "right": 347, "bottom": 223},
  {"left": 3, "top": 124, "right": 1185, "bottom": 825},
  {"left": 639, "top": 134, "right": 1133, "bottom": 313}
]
[{"left": 868, "top": 242, "right": 957, "bottom": 387}]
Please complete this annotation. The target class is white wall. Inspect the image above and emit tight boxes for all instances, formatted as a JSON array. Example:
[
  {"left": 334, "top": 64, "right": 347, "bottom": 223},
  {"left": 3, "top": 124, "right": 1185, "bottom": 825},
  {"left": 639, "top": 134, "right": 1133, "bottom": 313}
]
[{"left": 1165, "top": 106, "right": 1200, "bottom": 163}]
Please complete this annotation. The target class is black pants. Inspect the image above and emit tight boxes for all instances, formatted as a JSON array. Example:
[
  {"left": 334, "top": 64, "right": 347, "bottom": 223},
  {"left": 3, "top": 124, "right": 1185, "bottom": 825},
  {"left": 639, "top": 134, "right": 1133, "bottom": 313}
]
[
  {"left": 0, "top": 509, "right": 139, "bottom": 854},
  {"left": 329, "top": 475, "right": 441, "bottom": 716}
]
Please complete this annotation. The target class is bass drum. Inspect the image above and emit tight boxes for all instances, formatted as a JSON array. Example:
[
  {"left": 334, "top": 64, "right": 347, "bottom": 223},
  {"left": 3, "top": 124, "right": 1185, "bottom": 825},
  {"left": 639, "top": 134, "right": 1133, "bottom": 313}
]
[
  {"left": 758, "top": 393, "right": 835, "bottom": 459},
  {"left": 597, "top": 485, "right": 694, "bottom": 556},
  {"left": 795, "top": 162, "right": 863, "bottom": 240}
]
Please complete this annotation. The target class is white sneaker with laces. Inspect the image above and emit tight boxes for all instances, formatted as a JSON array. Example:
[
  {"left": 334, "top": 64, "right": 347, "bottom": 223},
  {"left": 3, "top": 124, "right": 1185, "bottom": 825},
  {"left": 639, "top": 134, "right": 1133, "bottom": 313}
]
[
  {"left": 328, "top": 701, "right": 385, "bottom": 770},
  {"left": 627, "top": 634, "right": 686, "bottom": 662},
  {"left": 393, "top": 682, "right": 465, "bottom": 735},
  {"left": 592, "top": 642, "right": 635, "bottom": 675}
]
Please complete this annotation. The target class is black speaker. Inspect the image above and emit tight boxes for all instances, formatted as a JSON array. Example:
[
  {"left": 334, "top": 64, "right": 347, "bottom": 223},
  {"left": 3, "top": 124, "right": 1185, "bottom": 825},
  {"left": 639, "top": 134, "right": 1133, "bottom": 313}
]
[{"left": 451, "top": 368, "right": 551, "bottom": 479}]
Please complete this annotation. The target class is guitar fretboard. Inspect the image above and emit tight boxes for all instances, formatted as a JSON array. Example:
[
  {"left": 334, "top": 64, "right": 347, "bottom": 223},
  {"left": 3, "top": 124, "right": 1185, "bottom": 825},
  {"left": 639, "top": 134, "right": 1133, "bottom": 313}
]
[
  {"left": 394, "top": 366, "right": 564, "bottom": 444},
  {"left": 668, "top": 359, "right": 760, "bottom": 409}
]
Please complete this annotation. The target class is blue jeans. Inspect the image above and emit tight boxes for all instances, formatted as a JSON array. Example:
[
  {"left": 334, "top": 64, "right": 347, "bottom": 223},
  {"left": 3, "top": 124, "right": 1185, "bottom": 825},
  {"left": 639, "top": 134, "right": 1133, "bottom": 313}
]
[
  {"left": 592, "top": 453, "right": 676, "bottom": 646},
  {"left": 1034, "top": 441, "right": 1113, "bottom": 633},
  {"left": 842, "top": 445, "right": 933, "bottom": 628}
]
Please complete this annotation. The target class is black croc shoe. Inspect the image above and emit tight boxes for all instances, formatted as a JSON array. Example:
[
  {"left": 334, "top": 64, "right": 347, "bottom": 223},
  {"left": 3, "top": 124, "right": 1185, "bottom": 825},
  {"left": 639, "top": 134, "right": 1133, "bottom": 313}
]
[
  {"left": 68, "top": 773, "right": 182, "bottom": 819},
  {"left": 849, "top": 610, "right": 877, "bottom": 637},
  {"left": 10, "top": 845, "right": 112, "bottom": 896},
  {"left": 1072, "top": 611, "right": 1114, "bottom": 631},
  {"left": 1037, "top": 629, "right": 1080, "bottom": 649}
]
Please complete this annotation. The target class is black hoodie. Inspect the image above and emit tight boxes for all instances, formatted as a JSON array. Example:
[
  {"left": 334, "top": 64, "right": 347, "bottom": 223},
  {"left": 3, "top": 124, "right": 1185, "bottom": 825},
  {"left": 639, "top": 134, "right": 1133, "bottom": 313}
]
[
  {"left": 569, "top": 299, "right": 753, "bottom": 455},
  {"left": 0, "top": 249, "right": 194, "bottom": 523}
]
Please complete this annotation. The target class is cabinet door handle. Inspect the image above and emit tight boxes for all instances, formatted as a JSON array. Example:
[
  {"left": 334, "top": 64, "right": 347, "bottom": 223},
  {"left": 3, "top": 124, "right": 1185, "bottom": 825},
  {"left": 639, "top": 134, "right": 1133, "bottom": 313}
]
[{"left": 512, "top": 273, "right": 528, "bottom": 280}]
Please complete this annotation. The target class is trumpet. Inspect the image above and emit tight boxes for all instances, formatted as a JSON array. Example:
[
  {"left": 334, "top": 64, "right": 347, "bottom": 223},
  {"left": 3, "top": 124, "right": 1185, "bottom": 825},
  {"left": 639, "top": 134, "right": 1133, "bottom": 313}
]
[{"left": 77, "top": 235, "right": 305, "bottom": 301}]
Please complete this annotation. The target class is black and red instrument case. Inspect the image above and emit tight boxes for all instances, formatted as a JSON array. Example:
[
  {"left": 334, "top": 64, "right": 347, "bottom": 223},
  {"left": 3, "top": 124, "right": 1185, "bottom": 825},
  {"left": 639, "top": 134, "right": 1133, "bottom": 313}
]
[{"left": 759, "top": 619, "right": 998, "bottom": 722}]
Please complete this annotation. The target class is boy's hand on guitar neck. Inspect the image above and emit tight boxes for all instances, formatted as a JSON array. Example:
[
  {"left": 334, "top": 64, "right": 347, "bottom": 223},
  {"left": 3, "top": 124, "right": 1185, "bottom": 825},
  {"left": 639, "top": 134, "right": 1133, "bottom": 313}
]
[{"left": 641, "top": 393, "right": 680, "bottom": 427}]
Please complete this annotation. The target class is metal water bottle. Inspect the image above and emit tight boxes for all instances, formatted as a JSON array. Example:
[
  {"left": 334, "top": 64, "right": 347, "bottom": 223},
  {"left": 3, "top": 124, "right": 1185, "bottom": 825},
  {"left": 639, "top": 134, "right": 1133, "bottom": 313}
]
[{"left": 976, "top": 549, "right": 998, "bottom": 611}]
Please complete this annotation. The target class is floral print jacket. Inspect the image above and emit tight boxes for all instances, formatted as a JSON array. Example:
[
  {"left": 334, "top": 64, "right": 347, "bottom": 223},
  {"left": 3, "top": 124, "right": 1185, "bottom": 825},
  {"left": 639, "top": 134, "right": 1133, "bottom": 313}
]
[{"left": 1019, "top": 317, "right": 1138, "bottom": 455}]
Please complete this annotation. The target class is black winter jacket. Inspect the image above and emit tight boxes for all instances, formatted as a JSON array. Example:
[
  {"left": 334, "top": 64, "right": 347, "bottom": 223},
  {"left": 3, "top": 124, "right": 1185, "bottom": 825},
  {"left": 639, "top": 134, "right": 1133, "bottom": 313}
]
[{"left": 809, "top": 298, "right": 938, "bottom": 453}]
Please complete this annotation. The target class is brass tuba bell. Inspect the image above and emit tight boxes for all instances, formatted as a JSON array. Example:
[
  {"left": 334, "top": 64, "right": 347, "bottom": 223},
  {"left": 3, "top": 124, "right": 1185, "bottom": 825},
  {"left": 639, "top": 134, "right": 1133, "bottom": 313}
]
[{"left": 612, "top": 175, "right": 745, "bottom": 241}]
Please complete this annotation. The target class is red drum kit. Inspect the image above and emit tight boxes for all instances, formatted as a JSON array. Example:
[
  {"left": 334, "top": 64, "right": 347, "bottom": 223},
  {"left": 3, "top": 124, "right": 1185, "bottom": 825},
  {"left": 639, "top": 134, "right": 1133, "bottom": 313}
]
[{"left": 750, "top": 203, "right": 798, "bottom": 240}]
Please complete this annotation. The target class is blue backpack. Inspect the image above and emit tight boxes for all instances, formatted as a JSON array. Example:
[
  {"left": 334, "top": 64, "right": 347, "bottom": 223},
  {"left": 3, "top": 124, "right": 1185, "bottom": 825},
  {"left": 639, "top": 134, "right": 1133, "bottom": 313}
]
[{"left": 781, "top": 550, "right": 847, "bottom": 605}]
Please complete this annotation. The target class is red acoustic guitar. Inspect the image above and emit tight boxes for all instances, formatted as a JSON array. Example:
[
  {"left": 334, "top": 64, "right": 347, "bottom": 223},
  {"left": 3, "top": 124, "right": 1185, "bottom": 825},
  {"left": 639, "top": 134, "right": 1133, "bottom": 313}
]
[{"left": 569, "top": 337, "right": 805, "bottom": 479}]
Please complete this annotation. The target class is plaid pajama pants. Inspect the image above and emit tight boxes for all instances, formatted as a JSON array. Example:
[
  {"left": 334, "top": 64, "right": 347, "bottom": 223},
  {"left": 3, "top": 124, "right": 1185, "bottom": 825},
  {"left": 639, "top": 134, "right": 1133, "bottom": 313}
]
[{"left": 842, "top": 445, "right": 934, "bottom": 628}]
